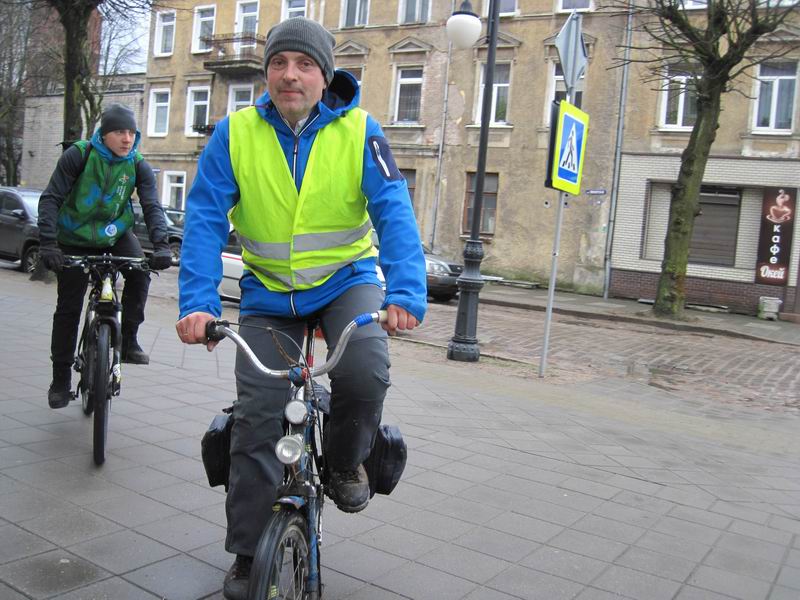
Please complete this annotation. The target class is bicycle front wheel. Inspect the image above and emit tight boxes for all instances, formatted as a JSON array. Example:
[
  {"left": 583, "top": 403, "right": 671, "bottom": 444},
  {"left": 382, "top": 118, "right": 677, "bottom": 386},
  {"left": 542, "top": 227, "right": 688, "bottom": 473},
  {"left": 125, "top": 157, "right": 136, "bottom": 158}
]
[
  {"left": 79, "top": 329, "right": 95, "bottom": 416},
  {"left": 92, "top": 323, "right": 112, "bottom": 466},
  {"left": 248, "top": 509, "right": 312, "bottom": 600}
]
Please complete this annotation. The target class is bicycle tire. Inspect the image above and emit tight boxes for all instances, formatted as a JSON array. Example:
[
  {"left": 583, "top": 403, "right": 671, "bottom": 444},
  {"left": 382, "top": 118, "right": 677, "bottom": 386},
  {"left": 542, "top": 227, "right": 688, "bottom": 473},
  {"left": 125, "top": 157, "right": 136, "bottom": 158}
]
[
  {"left": 92, "top": 323, "right": 111, "bottom": 466},
  {"left": 79, "top": 327, "right": 95, "bottom": 416},
  {"left": 248, "top": 509, "right": 313, "bottom": 600}
]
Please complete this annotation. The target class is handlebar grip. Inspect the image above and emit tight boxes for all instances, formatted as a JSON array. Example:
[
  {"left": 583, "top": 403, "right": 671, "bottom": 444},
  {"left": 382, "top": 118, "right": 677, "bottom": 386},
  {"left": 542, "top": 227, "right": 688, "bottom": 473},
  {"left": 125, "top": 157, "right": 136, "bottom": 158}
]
[
  {"left": 206, "top": 319, "right": 228, "bottom": 342},
  {"left": 377, "top": 309, "right": 388, "bottom": 323}
]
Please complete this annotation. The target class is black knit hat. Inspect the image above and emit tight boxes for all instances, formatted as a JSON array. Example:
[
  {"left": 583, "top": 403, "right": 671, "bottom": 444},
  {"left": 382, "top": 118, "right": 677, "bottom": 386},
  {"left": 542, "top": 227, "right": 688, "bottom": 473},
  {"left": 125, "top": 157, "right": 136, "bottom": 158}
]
[
  {"left": 264, "top": 17, "right": 335, "bottom": 84},
  {"left": 100, "top": 103, "right": 137, "bottom": 136}
]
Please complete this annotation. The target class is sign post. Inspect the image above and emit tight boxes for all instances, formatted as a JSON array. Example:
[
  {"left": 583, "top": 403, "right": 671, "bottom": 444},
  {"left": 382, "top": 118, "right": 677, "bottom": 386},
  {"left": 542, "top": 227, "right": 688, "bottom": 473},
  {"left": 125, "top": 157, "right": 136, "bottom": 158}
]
[{"left": 540, "top": 11, "right": 588, "bottom": 378}]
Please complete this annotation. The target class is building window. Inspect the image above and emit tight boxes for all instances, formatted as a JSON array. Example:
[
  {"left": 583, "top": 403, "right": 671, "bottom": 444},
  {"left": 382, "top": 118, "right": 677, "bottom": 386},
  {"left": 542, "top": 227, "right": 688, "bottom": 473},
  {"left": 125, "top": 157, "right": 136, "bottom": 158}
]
[
  {"left": 236, "top": 1, "right": 259, "bottom": 51},
  {"left": 754, "top": 62, "right": 796, "bottom": 132},
  {"left": 689, "top": 188, "right": 740, "bottom": 267},
  {"left": 483, "top": 0, "right": 516, "bottom": 15},
  {"left": 559, "top": 0, "right": 592, "bottom": 11},
  {"left": 192, "top": 5, "right": 216, "bottom": 53},
  {"left": 463, "top": 172, "right": 498, "bottom": 235},
  {"left": 341, "top": 67, "right": 363, "bottom": 88},
  {"left": 394, "top": 67, "right": 422, "bottom": 123},
  {"left": 162, "top": 172, "right": 187, "bottom": 210},
  {"left": 154, "top": 11, "right": 175, "bottom": 57},
  {"left": 284, "top": 0, "right": 306, "bottom": 19},
  {"left": 147, "top": 89, "right": 170, "bottom": 137},
  {"left": 185, "top": 86, "right": 211, "bottom": 136},
  {"left": 551, "top": 62, "right": 584, "bottom": 122},
  {"left": 401, "top": 169, "right": 416, "bottom": 205},
  {"left": 400, "top": 0, "right": 429, "bottom": 23},
  {"left": 681, "top": 0, "right": 707, "bottom": 8},
  {"left": 343, "top": 0, "right": 368, "bottom": 27},
  {"left": 661, "top": 65, "right": 699, "bottom": 129},
  {"left": 228, "top": 84, "right": 254, "bottom": 113},
  {"left": 476, "top": 63, "right": 510, "bottom": 125}
]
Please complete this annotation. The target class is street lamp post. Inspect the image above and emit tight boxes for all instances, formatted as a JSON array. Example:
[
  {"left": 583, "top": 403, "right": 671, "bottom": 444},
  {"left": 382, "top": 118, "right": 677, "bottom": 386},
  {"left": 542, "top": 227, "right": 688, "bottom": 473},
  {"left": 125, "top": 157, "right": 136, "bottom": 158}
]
[{"left": 446, "top": 0, "right": 501, "bottom": 362}]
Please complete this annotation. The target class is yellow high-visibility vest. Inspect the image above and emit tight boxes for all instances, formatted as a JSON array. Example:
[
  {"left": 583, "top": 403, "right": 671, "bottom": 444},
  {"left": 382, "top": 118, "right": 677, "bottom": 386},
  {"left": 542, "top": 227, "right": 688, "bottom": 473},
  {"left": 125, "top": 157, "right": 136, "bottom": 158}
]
[{"left": 228, "top": 106, "right": 376, "bottom": 292}]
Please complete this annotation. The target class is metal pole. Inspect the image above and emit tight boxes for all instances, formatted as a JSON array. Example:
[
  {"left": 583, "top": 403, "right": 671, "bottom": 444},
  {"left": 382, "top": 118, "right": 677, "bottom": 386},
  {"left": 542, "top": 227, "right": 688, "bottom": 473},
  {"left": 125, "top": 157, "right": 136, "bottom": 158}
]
[{"left": 447, "top": 0, "right": 500, "bottom": 362}]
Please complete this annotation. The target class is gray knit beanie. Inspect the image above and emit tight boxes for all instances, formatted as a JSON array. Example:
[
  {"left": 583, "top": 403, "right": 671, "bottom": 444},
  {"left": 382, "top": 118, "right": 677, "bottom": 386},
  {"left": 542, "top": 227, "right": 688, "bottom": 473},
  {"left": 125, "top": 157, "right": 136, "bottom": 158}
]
[
  {"left": 100, "top": 103, "right": 137, "bottom": 136},
  {"left": 263, "top": 17, "right": 335, "bottom": 84}
]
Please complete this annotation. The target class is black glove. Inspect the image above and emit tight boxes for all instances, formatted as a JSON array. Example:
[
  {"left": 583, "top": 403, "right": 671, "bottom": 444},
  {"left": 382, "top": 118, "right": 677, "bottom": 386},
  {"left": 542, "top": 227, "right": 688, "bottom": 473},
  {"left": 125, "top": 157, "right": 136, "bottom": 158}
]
[
  {"left": 149, "top": 242, "right": 173, "bottom": 270},
  {"left": 39, "top": 241, "right": 64, "bottom": 272}
]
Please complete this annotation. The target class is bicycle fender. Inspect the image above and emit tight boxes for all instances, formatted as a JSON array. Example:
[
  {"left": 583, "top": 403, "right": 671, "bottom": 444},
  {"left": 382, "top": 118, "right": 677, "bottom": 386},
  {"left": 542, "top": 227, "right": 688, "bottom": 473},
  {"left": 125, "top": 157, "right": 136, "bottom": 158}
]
[{"left": 275, "top": 496, "right": 306, "bottom": 510}]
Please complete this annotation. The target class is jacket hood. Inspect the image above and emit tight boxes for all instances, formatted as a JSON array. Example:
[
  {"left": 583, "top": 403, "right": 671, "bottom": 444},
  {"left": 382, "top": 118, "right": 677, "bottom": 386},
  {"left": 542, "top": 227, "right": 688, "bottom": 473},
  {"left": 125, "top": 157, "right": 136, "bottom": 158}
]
[
  {"left": 255, "top": 69, "right": 360, "bottom": 132},
  {"left": 90, "top": 129, "right": 141, "bottom": 163}
]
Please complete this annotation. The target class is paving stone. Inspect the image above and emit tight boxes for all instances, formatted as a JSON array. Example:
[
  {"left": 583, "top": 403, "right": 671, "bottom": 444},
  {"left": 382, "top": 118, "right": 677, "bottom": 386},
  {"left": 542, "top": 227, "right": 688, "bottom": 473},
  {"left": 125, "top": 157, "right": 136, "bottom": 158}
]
[
  {"left": 485, "top": 564, "right": 584, "bottom": 599},
  {"left": 776, "top": 564, "right": 800, "bottom": 590},
  {"left": 85, "top": 492, "right": 182, "bottom": 527},
  {"left": 134, "top": 513, "right": 226, "bottom": 552},
  {"left": 0, "top": 522, "right": 55, "bottom": 564},
  {"left": 427, "top": 495, "right": 505, "bottom": 525},
  {"left": 592, "top": 500, "right": 661, "bottom": 529},
  {"left": 593, "top": 565, "right": 681, "bottom": 600},
  {"left": 521, "top": 546, "right": 609, "bottom": 584},
  {"left": 390, "top": 508, "right": 476, "bottom": 541},
  {"left": 484, "top": 511, "right": 563, "bottom": 543},
  {"left": 669, "top": 504, "right": 733, "bottom": 529},
  {"left": 0, "top": 487, "right": 72, "bottom": 523},
  {"left": 0, "top": 581, "right": 28, "bottom": 599},
  {"left": 341, "top": 584, "right": 410, "bottom": 599},
  {"left": 462, "top": 587, "right": 527, "bottom": 600},
  {"left": 354, "top": 523, "right": 444, "bottom": 560},
  {"left": 54, "top": 575, "right": 162, "bottom": 598},
  {"left": 68, "top": 529, "right": 179, "bottom": 574},
  {"left": 716, "top": 532, "right": 786, "bottom": 563},
  {"left": 572, "top": 514, "right": 646, "bottom": 545},
  {"left": 321, "top": 540, "right": 407, "bottom": 582},
  {"left": 123, "top": 553, "right": 223, "bottom": 600},
  {"left": 417, "top": 543, "right": 512, "bottom": 584},
  {"left": 549, "top": 529, "right": 629, "bottom": 562},
  {"left": 0, "top": 549, "right": 108, "bottom": 599},
  {"left": 675, "top": 585, "right": 741, "bottom": 599},
  {"left": 703, "top": 548, "right": 780, "bottom": 582},
  {"left": 728, "top": 520, "right": 794, "bottom": 546},
  {"left": 453, "top": 527, "right": 540, "bottom": 562},
  {"left": 615, "top": 546, "right": 696, "bottom": 582},
  {"left": 770, "top": 585, "right": 800, "bottom": 600},
  {"left": 687, "top": 565, "right": 772, "bottom": 600},
  {"left": 20, "top": 505, "right": 123, "bottom": 548},
  {"left": 575, "top": 589, "right": 637, "bottom": 600},
  {"left": 142, "top": 480, "right": 224, "bottom": 512}
]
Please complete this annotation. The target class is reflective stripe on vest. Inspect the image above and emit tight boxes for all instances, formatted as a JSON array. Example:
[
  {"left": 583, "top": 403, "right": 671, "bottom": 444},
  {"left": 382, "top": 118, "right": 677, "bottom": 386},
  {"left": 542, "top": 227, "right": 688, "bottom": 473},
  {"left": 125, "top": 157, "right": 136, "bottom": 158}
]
[{"left": 228, "top": 106, "right": 376, "bottom": 292}]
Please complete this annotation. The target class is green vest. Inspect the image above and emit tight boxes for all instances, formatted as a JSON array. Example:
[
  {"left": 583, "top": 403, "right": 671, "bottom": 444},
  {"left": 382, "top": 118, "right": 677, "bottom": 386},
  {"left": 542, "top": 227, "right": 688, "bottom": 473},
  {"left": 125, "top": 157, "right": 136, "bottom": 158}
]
[
  {"left": 57, "top": 140, "right": 139, "bottom": 247},
  {"left": 228, "top": 106, "right": 377, "bottom": 292}
]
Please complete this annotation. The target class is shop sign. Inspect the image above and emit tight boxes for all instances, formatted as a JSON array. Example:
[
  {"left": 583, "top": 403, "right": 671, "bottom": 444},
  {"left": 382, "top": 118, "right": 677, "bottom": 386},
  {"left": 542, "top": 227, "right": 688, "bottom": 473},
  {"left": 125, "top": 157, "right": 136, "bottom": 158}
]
[{"left": 755, "top": 187, "right": 795, "bottom": 286}]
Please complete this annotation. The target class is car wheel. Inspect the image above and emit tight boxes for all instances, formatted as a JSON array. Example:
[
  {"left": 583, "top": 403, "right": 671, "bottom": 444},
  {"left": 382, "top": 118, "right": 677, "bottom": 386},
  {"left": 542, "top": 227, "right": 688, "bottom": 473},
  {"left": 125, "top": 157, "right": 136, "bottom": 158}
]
[
  {"left": 21, "top": 244, "right": 40, "bottom": 273},
  {"left": 169, "top": 240, "right": 181, "bottom": 266}
]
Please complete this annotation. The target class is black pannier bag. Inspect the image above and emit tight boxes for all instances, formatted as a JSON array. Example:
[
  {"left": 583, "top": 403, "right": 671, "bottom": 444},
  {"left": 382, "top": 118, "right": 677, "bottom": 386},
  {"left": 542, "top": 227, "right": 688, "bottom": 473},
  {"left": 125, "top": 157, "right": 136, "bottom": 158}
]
[
  {"left": 363, "top": 424, "right": 407, "bottom": 498},
  {"left": 201, "top": 406, "right": 234, "bottom": 490}
]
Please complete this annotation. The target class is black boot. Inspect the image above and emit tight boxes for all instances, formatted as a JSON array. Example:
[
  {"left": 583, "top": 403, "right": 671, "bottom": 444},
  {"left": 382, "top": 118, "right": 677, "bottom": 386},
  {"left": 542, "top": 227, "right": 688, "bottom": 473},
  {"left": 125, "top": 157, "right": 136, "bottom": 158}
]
[
  {"left": 223, "top": 554, "right": 252, "bottom": 600},
  {"left": 121, "top": 334, "right": 149, "bottom": 365},
  {"left": 328, "top": 464, "right": 370, "bottom": 513},
  {"left": 48, "top": 364, "right": 72, "bottom": 409}
]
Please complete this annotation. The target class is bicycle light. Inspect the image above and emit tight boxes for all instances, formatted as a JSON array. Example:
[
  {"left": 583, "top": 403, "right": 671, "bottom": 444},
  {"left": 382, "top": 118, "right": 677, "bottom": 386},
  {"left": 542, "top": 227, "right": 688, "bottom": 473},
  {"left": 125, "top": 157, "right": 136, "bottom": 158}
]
[
  {"left": 284, "top": 400, "right": 308, "bottom": 425},
  {"left": 100, "top": 277, "right": 113, "bottom": 301},
  {"left": 276, "top": 434, "right": 304, "bottom": 465}
]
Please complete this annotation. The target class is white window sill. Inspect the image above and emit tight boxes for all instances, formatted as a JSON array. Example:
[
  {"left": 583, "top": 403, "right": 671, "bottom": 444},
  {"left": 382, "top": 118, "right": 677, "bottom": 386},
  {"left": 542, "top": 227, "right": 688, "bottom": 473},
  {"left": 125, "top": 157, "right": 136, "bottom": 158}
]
[
  {"left": 147, "top": 132, "right": 168, "bottom": 138},
  {"left": 384, "top": 123, "right": 425, "bottom": 129},
  {"left": 191, "top": 49, "right": 213, "bottom": 55},
  {"left": 746, "top": 129, "right": 795, "bottom": 137},
  {"left": 466, "top": 123, "right": 514, "bottom": 130},
  {"left": 153, "top": 53, "right": 174, "bottom": 59}
]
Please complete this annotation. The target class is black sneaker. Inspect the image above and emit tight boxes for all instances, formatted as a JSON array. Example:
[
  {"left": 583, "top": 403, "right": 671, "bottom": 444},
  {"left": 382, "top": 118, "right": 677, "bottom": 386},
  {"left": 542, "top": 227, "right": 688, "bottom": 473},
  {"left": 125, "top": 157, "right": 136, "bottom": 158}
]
[
  {"left": 48, "top": 366, "right": 72, "bottom": 409},
  {"left": 328, "top": 464, "right": 370, "bottom": 513},
  {"left": 121, "top": 338, "right": 149, "bottom": 365},
  {"left": 223, "top": 555, "right": 252, "bottom": 600}
]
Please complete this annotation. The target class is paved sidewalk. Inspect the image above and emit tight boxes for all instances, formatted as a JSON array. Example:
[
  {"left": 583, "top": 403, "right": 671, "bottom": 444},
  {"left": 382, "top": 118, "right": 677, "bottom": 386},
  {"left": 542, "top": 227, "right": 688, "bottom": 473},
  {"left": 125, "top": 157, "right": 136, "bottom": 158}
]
[{"left": 1, "top": 269, "right": 800, "bottom": 600}]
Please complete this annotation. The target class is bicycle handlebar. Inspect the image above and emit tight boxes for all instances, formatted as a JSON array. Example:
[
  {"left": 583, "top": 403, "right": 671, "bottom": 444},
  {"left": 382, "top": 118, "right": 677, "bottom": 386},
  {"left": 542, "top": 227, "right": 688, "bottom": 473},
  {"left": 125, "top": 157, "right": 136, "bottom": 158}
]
[
  {"left": 205, "top": 310, "right": 388, "bottom": 380},
  {"left": 63, "top": 255, "right": 149, "bottom": 270}
]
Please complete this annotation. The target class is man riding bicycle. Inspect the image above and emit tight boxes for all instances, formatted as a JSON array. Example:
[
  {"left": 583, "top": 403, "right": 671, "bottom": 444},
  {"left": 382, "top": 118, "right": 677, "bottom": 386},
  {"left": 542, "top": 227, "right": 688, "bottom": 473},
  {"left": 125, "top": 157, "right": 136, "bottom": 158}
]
[
  {"left": 38, "top": 104, "right": 172, "bottom": 410},
  {"left": 176, "top": 18, "right": 426, "bottom": 600}
]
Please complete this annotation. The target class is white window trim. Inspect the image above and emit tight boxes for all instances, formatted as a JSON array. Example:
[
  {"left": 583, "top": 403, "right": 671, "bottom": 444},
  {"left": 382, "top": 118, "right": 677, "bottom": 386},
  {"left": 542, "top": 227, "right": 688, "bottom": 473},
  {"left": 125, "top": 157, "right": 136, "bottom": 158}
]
[
  {"left": 228, "top": 84, "right": 255, "bottom": 114},
  {"left": 153, "top": 10, "right": 176, "bottom": 57},
  {"left": 192, "top": 5, "right": 216, "bottom": 54},
  {"left": 475, "top": 62, "right": 511, "bottom": 125},
  {"left": 659, "top": 69, "right": 699, "bottom": 131},
  {"left": 161, "top": 171, "right": 187, "bottom": 210},
  {"left": 185, "top": 85, "right": 211, "bottom": 137},
  {"left": 282, "top": 0, "right": 307, "bottom": 20},
  {"left": 557, "top": 0, "right": 593, "bottom": 12},
  {"left": 393, "top": 66, "right": 423, "bottom": 123},
  {"left": 752, "top": 62, "right": 797, "bottom": 134},
  {"left": 681, "top": 0, "right": 707, "bottom": 9},
  {"left": 235, "top": 0, "right": 260, "bottom": 50},
  {"left": 340, "top": 0, "right": 370, "bottom": 28},
  {"left": 483, "top": 0, "right": 518, "bottom": 16},
  {"left": 147, "top": 88, "right": 171, "bottom": 137},
  {"left": 545, "top": 61, "right": 585, "bottom": 125},
  {"left": 398, "top": 0, "right": 429, "bottom": 24}
]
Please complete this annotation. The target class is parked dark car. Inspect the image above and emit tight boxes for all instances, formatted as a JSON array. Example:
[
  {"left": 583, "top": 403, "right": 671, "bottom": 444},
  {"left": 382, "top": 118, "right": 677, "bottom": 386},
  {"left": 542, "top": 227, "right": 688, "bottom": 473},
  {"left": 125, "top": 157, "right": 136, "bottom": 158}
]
[
  {"left": 424, "top": 245, "right": 463, "bottom": 302},
  {"left": 132, "top": 204, "right": 184, "bottom": 265},
  {"left": 0, "top": 187, "right": 42, "bottom": 272}
]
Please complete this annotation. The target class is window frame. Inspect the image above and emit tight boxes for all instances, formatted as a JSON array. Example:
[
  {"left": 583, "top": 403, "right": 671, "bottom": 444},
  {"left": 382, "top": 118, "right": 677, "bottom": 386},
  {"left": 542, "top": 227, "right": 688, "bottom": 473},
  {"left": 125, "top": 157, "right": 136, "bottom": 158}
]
[
  {"left": 282, "top": 0, "right": 307, "bottom": 19},
  {"left": 476, "top": 62, "right": 511, "bottom": 126},
  {"left": 399, "top": 0, "right": 429, "bottom": 24},
  {"left": 462, "top": 172, "right": 498, "bottom": 236},
  {"left": 228, "top": 84, "right": 254, "bottom": 114},
  {"left": 185, "top": 85, "right": 211, "bottom": 137},
  {"left": 235, "top": 0, "right": 259, "bottom": 51},
  {"left": 688, "top": 188, "right": 741, "bottom": 267},
  {"left": 557, "top": 0, "right": 593, "bottom": 12},
  {"left": 400, "top": 168, "right": 416, "bottom": 205},
  {"left": 341, "top": 0, "right": 369, "bottom": 28},
  {"left": 482, "top": 0, "right": 517, "bottom": 16},
  {"left": 660, "top": 66, "right": 700, "bottom": 130},
  {"left": 147, "top": 88, "right": 171, "bottom": 137},
  {"left": 753, "top": 61, "right": 797, "bottom": 133},
  {"left": 161, "top": 171, "right": 187, "bottom": 211},
  {"left": 393, "top": 66, "right": 423, "bottom": 124},
  {"left": 547, "top": 61, "right": 585, "bottom": 125},
  {"left": 191, "top": 5, "right": 216, "bottom": 54},
  {"left": 153, "top": 10, "right": 176, "bottom": 57}
]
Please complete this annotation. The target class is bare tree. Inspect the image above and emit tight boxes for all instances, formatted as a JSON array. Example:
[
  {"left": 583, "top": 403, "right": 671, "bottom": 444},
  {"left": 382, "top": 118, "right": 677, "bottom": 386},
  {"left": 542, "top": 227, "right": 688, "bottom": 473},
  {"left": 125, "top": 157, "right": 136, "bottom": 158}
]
[{"left": 608, "top": 0, "right": 799, "bottom": 319}]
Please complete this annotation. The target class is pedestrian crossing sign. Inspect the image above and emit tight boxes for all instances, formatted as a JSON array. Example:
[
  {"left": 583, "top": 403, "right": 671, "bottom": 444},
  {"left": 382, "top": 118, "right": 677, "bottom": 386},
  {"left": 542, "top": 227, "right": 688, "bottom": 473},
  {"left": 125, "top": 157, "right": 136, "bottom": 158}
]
[{"left": 546, "top": 101, "right": 589, "bottom": 195}]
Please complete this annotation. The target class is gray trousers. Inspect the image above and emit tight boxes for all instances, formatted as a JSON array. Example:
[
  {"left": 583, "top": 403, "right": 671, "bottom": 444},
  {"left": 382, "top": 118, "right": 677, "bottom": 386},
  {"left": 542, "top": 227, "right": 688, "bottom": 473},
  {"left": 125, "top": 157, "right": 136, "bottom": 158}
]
[{"left": 225, "top": 284, "right": 390, "bottom": 556}]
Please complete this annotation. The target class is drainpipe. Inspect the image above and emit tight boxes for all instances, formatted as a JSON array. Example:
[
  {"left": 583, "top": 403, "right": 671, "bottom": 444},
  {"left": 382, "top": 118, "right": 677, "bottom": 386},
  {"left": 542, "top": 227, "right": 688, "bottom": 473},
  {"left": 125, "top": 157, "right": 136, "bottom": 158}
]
[
  {"left": 603, "top": 3, "right": 633, "bottom": 299},
  {"left": 429, "top": 0, "right": 456, "bottom": 251}
]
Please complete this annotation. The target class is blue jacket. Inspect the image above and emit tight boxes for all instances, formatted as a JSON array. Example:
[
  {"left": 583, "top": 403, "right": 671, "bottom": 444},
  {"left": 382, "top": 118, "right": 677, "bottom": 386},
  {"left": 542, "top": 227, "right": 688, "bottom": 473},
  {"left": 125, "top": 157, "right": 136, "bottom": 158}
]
[{"left": 178, "top": 70, "right": 427, "bottom": 322}]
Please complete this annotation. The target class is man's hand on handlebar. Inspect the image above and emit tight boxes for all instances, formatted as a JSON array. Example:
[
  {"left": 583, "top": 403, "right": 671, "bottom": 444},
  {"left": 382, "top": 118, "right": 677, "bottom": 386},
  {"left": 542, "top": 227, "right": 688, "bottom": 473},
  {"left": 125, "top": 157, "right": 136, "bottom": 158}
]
[
  {"left": 176, "top": 312, "right": 219, "bottom": 351},
  {"left": 382, "top": 304, "right": 418, "bottom": 336}
]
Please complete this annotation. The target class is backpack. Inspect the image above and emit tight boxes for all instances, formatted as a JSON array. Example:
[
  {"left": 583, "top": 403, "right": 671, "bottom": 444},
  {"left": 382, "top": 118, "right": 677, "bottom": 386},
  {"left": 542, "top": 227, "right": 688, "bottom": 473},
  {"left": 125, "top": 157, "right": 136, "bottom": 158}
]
[{"left": 59, "top": 141, "right": 94, "bottom": 178}]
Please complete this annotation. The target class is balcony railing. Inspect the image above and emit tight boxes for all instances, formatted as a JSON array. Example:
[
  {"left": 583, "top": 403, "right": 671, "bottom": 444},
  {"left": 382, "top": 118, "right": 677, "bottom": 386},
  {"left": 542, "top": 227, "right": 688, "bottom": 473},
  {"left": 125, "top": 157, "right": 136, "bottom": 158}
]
[{"left": 201, "top": 32, "right": 266, "bottom": 77}]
